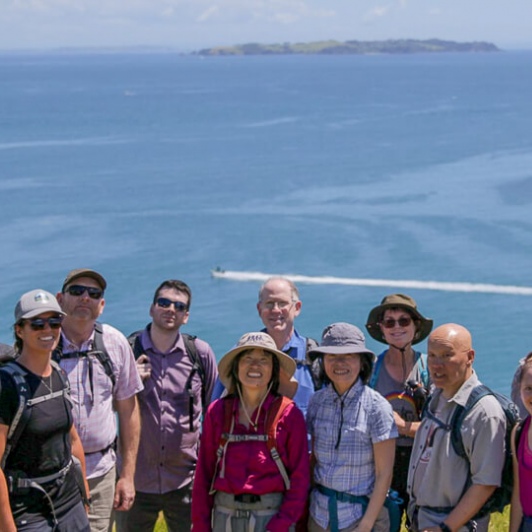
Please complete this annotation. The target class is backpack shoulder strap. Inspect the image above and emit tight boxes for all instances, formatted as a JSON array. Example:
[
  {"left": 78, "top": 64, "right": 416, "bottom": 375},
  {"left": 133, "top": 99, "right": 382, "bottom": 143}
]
[
  {"left": 414, "top": 351, "right": 430, "bottom": 388},
  {"left": 515, "top": 418, "right": 527, "bottom": 451},
  {"left": 0, "top": 362, "right": 32, "bottom": 469},
  {"left": 450, "top": 384, "right": 491, "bottom": 459},
  {"left": 127, "top": 329, "right": 145, "bottom": 360},
  {"left": 369, "top": 352, "right": 386, "bottom": 389},
  {"left": 265, "top": 395, "right": 293, "bottom": 490},
  {"left": 182, "top": 333, "right": 206, "bottom": 409},
  {"left": 90, "top": 323, "right": 116, "bottom": 388}
]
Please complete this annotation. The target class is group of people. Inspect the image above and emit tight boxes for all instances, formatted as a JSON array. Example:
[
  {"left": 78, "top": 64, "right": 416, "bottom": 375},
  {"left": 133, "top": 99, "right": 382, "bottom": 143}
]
[{"left": 0, "top": 271, "right": 530, "bottom": 532}]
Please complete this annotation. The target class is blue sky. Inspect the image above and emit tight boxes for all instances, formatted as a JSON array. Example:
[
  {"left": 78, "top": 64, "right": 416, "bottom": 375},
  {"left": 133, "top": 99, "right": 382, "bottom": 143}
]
[{"left": 1, "top": 0, "right": 531, "bottom": 51}]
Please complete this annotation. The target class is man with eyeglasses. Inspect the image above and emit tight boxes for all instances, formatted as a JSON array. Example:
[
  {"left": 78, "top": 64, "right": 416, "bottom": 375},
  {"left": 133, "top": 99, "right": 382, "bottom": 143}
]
[
  {"left": 117, "top": 279, "right": 217, "bottom": 532},
  {"left": 55, "top": 268, "right": 143, "bottom": 532},
  {"left": 211, "top": 277, "right": 318, "bottom": 418}
]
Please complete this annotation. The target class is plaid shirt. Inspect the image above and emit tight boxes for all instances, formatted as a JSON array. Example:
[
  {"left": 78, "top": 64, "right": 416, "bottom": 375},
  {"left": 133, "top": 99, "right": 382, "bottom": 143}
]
[
  {"left": 59, "top": 324, "right": 143, "bottom": 479},
  {"left": 307, "top": 380, "right": 397, "bottom": 530}
]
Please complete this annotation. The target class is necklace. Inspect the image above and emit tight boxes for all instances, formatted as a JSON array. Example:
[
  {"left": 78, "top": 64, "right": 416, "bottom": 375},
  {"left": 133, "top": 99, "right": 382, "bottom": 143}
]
[{"left": 41, "top": 372, "right": 53, "bottom": 394}]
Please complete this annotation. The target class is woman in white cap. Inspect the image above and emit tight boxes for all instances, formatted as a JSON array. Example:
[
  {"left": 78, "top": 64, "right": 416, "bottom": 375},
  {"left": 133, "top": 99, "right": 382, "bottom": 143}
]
[
  {"left": 307, "top": 323, "right": 398, "bottom": 532},
  {"left": 365, "top": 294, "right": 433, "bottom": 522},
  {"left": 0, "top": 289, "right": 90, "bottom": 532},
  {"left": 192, "top": 331, "right": 310, "bottom": 532}
]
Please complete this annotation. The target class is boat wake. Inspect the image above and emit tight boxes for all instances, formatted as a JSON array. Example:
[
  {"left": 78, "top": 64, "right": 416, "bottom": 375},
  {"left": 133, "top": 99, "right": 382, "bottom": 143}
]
[{"left": 211, "top": 269, "right": 532, "bottom": 296}]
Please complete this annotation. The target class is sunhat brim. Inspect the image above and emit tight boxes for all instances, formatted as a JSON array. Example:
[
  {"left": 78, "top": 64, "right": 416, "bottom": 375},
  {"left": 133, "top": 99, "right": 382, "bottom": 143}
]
[
  {"left": 308, "top": 345, "right": 375, "bottom": 360},
  {"left": 218, "top": 344, "right": 298, "bottom": 398},
  {"left": 366, "top": 301, "right": 433, "bottom": 345}
]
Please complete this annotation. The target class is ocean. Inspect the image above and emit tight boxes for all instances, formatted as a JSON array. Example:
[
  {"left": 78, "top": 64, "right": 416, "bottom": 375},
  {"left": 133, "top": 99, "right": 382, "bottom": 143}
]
[{"left": 1, "top": 50, "right": 531, "bottom": 395}]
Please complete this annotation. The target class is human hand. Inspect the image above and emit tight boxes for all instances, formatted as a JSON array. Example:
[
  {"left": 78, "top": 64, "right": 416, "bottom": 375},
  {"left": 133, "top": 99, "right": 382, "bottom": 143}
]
[
  {"left": 113, "top": 477, "right": 135, "bottom": 511},
  {"left": 136, "top": 354, "right": 151, "bottom": 381}
]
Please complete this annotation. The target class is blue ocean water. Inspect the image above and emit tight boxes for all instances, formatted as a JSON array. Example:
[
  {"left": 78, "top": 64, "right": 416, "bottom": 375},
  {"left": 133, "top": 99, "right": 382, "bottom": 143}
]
[{"left": 1, "top": 51, "right": 532, "bottom": 395}]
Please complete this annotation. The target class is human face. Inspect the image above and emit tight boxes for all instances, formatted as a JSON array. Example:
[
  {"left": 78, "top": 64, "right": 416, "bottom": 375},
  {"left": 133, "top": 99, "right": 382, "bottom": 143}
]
[
  {"left": 379, "top": 308, "right": 417, "bottom": 349},
  {"left": 150, "top": 288, "right": 189, "bottom": 332},
  {"left": 16, "top": 311, "right": 62, "bottom": 355},
  {"left": 323, "top": 353, "right": 361, "bottom": 395},
  {"left": 257, "top": 280, "right": 301, "bottom": 337},
  {"left": 520, "top": 364, "right": 532, "bottom": 417},
  {"left": 57, "top": 276, "right": 105, "bottom": 323},
  {"left": 237, "top": 348, "right": 273, "bottom": 392},
  {"left": 428, "top": 332, "right": 474, "bottom": 398}
]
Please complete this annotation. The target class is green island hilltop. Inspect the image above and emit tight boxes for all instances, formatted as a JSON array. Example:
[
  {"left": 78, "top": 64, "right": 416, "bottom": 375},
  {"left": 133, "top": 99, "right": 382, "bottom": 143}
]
[{"left": 195, "top": 38, "right": 500, "bottom": 56}]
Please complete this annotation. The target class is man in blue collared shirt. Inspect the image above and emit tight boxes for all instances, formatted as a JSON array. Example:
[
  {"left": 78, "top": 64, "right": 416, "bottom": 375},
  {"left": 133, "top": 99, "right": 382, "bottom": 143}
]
[{"left": 211, "top": 277, "right": 317, "bottom": 417}]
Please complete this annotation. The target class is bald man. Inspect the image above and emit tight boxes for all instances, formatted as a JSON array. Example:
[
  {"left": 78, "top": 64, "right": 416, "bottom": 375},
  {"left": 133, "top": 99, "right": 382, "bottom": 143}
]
[{"left": 407, "top": 324, "right": 507, "bottom": 532}]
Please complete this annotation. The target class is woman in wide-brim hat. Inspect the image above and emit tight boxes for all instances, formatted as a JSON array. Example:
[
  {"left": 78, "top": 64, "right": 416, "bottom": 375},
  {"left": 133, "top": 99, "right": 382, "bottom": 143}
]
[
  {"left": 0, "top": 289, "right": 90, "bottom": 532},
  {"left": 365, "top": 293, "right": 433, "bottom": 524},
  {"left": 192, "top": 331, "right": 310, "bottom": 532}
]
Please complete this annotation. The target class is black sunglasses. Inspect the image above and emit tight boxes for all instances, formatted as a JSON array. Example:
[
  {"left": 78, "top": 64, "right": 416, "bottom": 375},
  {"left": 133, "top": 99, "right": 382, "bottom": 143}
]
[
  {"left": 156, "top": 297, "right": 188, "bottom": 312},
  {"left": 381, "top": 317, "right": 413, "bottom": 329},
  {"left": 65, "top": 285, "right": 104, "bottom": 299},
  {"left": 26, "top": 316, "right": 64, "bottom": 331}
]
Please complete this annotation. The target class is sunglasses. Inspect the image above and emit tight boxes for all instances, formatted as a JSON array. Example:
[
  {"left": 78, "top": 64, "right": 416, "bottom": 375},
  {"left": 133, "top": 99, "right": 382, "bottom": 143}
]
[
  {"left": 156, "top": 297, "right": 188, "bottom": 312},
  {"left": 65, "top": 285, "right": 104, "bottom": 299},
  {"left": 381, "top": 317, "right": 413, "bottom": 329},
  {"left": 26, "top": 316, "right": 64, "bottom": 331}
]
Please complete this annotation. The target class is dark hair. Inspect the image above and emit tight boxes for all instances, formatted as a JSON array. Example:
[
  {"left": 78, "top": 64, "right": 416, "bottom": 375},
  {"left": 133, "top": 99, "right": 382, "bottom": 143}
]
[
  {"left": 380, "top": 306, "right": 421, "bottom": 340},
  {"left": 322, "top": 352, "right": 373, "bottom": 385},
  {"left": 153, "top": 280, "right": 192, "bottom": 309},
  {"left": 13, "top": 322, "right": 23, "bottom": 354},
  {"left": 229, "top": 349, "right": 281, "bottom": 395}
]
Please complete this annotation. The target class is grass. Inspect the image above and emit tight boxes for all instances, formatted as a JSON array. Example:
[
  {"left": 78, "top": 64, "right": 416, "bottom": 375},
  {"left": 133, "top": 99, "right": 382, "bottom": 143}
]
[{"left": 149, "top": 506, "right": 510, "bottom": 531}]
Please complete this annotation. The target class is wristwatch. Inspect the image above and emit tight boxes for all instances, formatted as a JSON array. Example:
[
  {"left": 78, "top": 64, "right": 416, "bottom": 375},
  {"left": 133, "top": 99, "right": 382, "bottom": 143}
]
[{"left": 439, "top": 522, "right": 452, "bottom": 532}]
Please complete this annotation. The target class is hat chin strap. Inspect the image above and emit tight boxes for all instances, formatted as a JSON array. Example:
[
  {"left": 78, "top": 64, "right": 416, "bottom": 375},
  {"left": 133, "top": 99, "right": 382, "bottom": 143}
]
[{"left": 387, "top": 341, "right": 413, "bottom": 383}]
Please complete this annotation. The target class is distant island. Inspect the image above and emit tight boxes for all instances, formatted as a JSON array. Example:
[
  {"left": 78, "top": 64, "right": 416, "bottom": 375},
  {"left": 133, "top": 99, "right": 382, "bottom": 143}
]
[{"left": 195, "top": 38, "right": 500, "bottom": 56}]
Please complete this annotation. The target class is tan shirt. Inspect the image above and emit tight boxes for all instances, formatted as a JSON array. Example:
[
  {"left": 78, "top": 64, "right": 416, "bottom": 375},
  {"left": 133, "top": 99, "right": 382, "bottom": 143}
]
[{"left": 407, "top": 371, "right": 506, "bottom": 531}]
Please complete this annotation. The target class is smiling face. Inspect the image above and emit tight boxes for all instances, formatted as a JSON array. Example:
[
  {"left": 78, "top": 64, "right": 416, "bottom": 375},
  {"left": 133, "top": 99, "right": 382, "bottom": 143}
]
[
  {"left": 236, "top": 348, "right": 274, "bottom": 393},
  {"left": 15, "top": 311, "right": 62, "bottom": 355},
  {"left": 257, "top": 279, "right": 301, "bottom": 340},
  {"left": 323, "top": 352, "right": 361, "bottom": 395},
  {"left": 379, "top": 308, "right": 417, "bottom": 349},
  {"left": 428, "top": 324, "right": 474, "bottom": 398}
]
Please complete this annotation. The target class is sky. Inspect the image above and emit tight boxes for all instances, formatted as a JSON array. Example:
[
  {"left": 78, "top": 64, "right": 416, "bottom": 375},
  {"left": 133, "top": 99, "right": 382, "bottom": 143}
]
[{"left": 0, "top": 0, "right": 531, "bottom": 52}]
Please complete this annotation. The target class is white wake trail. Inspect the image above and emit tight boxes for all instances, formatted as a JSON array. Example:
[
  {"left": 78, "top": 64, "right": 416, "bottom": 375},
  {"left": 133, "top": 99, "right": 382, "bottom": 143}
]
[{"left": 211, "top": 270, "right": 532, "bottom": 296}]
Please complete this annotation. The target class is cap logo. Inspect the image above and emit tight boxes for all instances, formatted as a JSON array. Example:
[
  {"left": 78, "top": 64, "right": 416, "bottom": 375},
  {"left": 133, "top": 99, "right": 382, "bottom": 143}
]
[{"left": 33, "top": 292, "right": 50, "bottom": 304}]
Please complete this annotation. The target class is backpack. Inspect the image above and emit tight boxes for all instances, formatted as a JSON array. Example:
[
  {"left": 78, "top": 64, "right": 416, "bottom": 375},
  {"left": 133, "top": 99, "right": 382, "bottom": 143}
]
[
  {"left": 52, "top": 322, "right": 116, "bottom": 389},
  {"left": 295, "top": 337, "right": 324, "bottom": 391},
  {"left": 211, "top": 395, "right": 293, "bottom": 493},
  {"left": 425, "top": 384, "right": 520, "bottom": 517},
  {"left": 0, "top": 359, "right": 71, "bottom": 470},
  {"left": 128, "top": 325, "right": 206, "bottom": 432}
]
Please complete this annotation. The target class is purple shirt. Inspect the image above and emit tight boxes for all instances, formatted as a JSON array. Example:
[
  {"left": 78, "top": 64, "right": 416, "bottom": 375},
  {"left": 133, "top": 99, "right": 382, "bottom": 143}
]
[
  {"left": 59, "top": 324, "right": 143, "bottom": 479},
  {"left": 134, "top": 328, "right": 218, "bottom": 494}
]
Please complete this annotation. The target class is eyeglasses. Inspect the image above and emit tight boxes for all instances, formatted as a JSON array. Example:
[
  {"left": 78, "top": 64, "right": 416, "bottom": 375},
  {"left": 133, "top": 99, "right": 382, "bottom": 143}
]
[
  {"left": 65, "top": 285, "right": 103, "bottom": 300},
  {"left": 262, "top": 300, "right": 295, "bottom": 311},
  {"left": 156, "top": 297, "right": 188, "bottom": 312},
  {"left": 26, "top": 316, "right": 64, "bottom": 331},
  {"left": 381, "top": 317, "right": 413, "bottom": 329}
]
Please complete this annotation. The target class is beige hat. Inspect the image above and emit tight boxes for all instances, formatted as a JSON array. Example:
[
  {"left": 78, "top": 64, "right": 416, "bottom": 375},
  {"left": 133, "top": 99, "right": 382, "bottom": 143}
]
[
  {"left": 62, "top": 268, "right": 107, "bottom": 291},
  {"left": 15, "top": 289, "right": 66, "bottom": 321},
  {"left": 218, "top": 332, "right": 298, "bottom": 398}
]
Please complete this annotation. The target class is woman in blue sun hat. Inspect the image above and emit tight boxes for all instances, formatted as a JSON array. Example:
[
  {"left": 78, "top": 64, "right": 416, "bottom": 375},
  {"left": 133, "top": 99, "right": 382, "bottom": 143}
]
[{"left": 306, "top": 322, "right": 398, "bottom": 532}]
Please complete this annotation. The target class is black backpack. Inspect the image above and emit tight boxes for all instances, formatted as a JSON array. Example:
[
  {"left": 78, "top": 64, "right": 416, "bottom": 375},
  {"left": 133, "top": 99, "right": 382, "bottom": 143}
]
[
  {"left": 128, "top": 325, "right": 206, "bottom": 432},
  {"left": 426, "top": 384, "right": 519, "bottom": 517}
]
